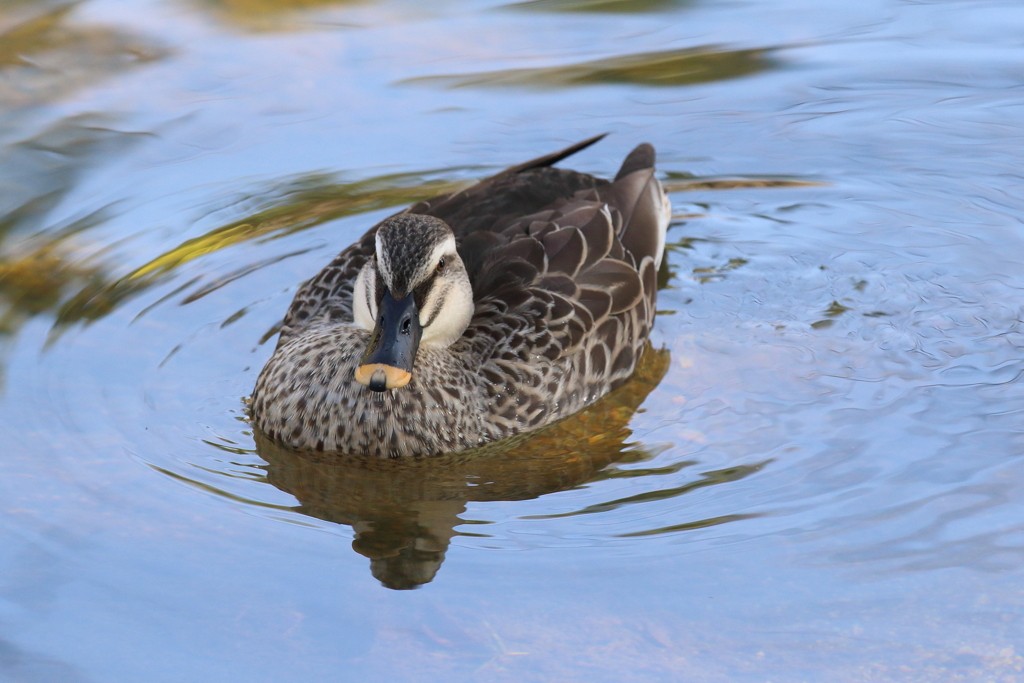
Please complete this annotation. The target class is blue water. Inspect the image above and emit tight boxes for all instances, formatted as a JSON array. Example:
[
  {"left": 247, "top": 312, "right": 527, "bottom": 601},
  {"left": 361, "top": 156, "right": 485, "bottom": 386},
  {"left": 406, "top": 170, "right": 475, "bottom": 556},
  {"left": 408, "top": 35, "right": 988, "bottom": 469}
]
[{"left": 2, "top": 0, "right": 1024, "bottom": 680}]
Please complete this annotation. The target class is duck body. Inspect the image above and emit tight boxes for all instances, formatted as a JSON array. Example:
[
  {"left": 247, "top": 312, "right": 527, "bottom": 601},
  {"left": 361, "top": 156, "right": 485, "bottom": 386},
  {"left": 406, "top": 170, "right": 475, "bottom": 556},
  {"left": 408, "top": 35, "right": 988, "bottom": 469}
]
[{"left": 252, "top": 136, "right": 670, "bottom": 457}]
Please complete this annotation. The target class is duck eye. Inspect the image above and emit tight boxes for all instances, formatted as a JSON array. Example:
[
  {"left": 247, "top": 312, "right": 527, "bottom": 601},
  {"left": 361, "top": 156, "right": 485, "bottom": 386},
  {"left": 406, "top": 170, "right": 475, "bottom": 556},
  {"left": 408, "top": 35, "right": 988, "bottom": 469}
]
[{"left": 436, "top": 257, "right": 445, "bottom": 272}]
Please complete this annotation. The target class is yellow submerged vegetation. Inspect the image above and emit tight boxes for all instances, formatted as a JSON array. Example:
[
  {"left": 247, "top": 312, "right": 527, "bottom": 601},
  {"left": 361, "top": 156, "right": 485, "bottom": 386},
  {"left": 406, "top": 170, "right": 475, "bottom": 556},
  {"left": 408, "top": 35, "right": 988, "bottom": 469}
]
[
  {"left": 0, "top": 3, "right": 166, "bottom": 107},
  {"left": 401, "top": 45, "right": 777, "bottom": 89},
  {"left": 129, "top": 172, "right": 470, "bottom": 279},
  {"left": 507, "top": 0, "right": 687, "bottom": 13},
  {"left": 196, "top": 0, "right": 364, "bottom": 31},
  {"left": 54, "top": 172, "right": 470, "bottom": 325}
]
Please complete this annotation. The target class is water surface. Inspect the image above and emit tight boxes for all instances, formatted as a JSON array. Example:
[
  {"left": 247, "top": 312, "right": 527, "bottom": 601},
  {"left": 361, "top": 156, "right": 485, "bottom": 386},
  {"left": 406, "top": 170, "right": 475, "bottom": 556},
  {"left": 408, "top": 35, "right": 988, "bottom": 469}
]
[{"left": 2, "top": 0, "right": 1024, "bottom": 680}]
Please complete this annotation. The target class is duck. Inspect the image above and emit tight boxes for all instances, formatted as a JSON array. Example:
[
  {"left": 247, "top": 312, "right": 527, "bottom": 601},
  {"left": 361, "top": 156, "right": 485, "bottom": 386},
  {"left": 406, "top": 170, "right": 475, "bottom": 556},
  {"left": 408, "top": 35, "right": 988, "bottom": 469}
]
[{"left": 251, "top": 134, "right": 670, "bottom": 457}]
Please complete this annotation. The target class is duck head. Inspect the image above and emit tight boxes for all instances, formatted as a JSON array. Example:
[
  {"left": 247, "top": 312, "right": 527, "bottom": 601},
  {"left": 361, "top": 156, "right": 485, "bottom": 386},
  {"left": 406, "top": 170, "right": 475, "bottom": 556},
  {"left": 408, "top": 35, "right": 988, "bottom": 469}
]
[{"left": 351, "top": 215, "right": 474, "bottom": 391}]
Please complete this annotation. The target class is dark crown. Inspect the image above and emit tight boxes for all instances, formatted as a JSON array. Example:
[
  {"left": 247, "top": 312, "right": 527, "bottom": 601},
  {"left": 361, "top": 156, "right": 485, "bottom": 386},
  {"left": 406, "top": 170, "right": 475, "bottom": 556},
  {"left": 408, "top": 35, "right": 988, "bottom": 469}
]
[{"left": 377, "top": 215, "right": 452, "bottom": 298}]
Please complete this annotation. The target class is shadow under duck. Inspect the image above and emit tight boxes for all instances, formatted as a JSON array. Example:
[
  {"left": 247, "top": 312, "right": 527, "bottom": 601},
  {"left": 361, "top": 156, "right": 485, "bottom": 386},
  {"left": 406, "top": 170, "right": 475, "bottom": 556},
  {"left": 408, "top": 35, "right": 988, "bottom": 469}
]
[{"left": 252, "top": 135, "right": 670, "bottom": 457}]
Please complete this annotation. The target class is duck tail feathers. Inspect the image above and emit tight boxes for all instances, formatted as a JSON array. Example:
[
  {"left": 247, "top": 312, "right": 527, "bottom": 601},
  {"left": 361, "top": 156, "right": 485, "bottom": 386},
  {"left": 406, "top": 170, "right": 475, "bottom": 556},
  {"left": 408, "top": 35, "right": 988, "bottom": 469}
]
[
  {"left": 603, "top": 144, "right": 669, "bottom": 269},
  {"left": 506, "top": 133, "right": 609, "bottom": 174},
  {"left": 615, "top": 143, "right": 656, "bottom": 180}
]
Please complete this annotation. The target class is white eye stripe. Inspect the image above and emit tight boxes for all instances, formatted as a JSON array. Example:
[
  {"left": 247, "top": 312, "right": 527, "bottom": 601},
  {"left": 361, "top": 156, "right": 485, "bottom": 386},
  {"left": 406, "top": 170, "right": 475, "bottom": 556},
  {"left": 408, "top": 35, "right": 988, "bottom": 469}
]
[
  {"left": 352, "top": 260, "right": 377, "bottom": 331},
  {"left": 422, "top": 237, "right": 457, "bottom": 281}
]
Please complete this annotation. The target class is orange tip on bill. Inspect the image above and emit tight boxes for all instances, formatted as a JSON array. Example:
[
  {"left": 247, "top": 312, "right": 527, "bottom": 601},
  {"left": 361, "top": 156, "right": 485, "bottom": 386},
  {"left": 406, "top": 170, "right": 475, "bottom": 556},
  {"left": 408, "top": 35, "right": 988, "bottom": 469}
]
[{"left": 355, "top": 363, "right": 412, "bottom": 390}]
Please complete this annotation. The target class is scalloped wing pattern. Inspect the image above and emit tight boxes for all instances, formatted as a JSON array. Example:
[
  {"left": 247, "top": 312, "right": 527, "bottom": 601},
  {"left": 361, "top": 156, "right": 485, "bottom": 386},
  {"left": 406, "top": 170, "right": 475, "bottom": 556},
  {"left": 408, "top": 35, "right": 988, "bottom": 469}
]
[{"left": 454, "top": 159, "right": 667, "bottom": 436}]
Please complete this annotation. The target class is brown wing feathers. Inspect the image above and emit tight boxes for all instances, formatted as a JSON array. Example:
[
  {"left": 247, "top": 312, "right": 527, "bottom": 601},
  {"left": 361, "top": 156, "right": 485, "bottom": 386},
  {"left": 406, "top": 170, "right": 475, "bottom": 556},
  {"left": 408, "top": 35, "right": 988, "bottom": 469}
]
[
  {"left": 471, "top": 141, "right": 662, "bottom": 358},
  {"left": 453, "top": 138, "right": 665, "bottom": 430}
]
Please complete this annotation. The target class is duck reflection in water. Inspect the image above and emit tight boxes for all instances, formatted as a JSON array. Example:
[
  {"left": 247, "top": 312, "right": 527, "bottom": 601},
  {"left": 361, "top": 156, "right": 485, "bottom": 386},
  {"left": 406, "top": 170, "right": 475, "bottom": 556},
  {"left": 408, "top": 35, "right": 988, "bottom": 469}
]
[{"left": 254, "top": 345, "right": 668, "bottom": 590}]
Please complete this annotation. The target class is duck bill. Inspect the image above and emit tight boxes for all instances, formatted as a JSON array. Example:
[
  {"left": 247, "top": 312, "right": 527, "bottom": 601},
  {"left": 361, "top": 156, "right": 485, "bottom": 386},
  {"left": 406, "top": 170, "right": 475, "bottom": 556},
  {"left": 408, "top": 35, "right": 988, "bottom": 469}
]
[{"left": 355, "top": 290, "right": 423, "bottom": 392}]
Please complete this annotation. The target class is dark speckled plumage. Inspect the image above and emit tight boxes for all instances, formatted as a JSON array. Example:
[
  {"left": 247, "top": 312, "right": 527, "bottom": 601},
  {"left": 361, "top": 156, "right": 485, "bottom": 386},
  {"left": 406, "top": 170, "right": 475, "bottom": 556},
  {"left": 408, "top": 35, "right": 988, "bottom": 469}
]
[{"left": 251, "top": 136, "right": 671, "bottom": 457}]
